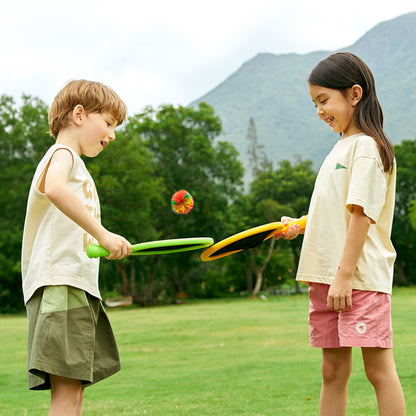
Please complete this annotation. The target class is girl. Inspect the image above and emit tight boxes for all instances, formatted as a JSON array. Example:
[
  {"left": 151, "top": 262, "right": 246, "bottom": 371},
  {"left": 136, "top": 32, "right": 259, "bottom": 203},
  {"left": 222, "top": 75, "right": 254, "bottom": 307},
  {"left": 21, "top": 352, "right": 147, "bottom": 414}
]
[{"left": 282, "top": 52, "right": 406, "bottom": 415}]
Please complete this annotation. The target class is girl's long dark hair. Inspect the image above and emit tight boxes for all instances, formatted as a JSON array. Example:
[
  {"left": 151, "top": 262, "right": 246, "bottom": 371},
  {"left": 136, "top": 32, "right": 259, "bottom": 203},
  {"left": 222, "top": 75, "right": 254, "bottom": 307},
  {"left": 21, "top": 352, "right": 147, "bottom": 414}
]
[{"left": 308, "top": 52, "right": 394, "bottom": 172}]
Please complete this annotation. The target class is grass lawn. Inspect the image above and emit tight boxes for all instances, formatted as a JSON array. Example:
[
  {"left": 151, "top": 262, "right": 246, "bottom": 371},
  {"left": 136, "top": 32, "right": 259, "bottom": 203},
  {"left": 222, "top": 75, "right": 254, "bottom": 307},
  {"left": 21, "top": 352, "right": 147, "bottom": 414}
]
[{"left": 1, "top": 287, "right": 415, "bottom": 415}]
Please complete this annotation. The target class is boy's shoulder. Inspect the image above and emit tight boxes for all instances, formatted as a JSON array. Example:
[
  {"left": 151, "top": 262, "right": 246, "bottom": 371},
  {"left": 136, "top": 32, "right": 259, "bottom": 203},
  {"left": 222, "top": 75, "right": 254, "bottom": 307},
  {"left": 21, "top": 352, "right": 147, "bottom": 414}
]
[{"left": 40, "top": 144, "right": 80, "bottom": 162}]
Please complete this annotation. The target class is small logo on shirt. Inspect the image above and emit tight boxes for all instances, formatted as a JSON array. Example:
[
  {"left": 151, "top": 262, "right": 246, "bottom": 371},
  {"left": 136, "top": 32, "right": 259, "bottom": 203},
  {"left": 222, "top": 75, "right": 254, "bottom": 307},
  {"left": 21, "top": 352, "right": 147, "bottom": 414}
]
[
  {"left": 356, "top": 322, "right": 367, "bottom": 334},
  {"left": 335, "top": 163, "right": 347, "bottom": 170}
]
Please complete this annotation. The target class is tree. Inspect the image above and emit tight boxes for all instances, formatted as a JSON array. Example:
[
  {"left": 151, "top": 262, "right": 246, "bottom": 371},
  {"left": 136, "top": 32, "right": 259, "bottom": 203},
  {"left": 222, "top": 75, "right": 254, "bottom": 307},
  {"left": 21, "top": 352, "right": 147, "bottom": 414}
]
[
  {"left": 392, "top": 139, "right": 416, "bottom": 285},
  {"left": 0, "top": 95, "right": 50, "bottom": 312},
  {"left": 120, "top": 102, "right": 244, "bottom": 303},
  {"left": 246, "top": 117, "right": 271, "bottom": 177},
  {"left": 222, "top": 193, "right": 292, "bottom": 296},
  {"left": 244, "top": 159, "right": 316, "bottom": 294},
  {"left": 85, "top": 123, "right": 162, "bottom": 302}
]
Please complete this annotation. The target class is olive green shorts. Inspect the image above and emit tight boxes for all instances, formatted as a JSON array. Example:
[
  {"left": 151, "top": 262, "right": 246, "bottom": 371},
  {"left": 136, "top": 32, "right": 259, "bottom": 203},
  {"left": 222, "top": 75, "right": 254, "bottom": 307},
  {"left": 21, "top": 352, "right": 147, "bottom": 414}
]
[{"left": 26, "top": 286, "right": 121, "bottom": 390}]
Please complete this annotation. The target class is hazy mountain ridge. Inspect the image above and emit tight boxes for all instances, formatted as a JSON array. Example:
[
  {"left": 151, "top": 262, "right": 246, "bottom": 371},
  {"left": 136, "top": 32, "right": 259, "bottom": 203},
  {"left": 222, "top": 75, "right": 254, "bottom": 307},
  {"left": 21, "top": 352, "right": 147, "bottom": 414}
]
[{"left": 190, "top": 12, "right": 416, "bottom": 177}]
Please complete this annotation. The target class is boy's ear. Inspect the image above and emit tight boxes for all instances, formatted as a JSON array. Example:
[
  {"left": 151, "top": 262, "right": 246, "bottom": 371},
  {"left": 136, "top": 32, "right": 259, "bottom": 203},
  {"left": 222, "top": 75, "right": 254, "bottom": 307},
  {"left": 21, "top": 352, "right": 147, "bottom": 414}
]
[
  {"left": 350, "top": 84, "right": 363, "bottom": 106},
  {"left": 72, "top": 104, "right": 85, "bottom": 126}
]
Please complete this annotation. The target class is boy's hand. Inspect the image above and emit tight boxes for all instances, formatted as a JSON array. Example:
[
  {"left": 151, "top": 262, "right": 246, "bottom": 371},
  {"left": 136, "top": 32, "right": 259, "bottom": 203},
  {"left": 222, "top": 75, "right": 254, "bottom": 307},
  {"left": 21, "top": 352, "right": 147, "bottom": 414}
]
[
  {"left": 99, "top": 232, "right": 132, "bottom": 260},
  {"left": 274, "top": 216, "right": 302, "bottom": 240}
]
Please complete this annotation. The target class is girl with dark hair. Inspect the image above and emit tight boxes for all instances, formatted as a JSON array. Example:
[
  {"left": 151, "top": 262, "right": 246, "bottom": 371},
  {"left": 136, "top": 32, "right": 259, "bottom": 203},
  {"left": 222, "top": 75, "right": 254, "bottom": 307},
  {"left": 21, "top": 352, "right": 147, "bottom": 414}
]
[{"left": 280, "top": 52, "right": 406, "bottom": 415}]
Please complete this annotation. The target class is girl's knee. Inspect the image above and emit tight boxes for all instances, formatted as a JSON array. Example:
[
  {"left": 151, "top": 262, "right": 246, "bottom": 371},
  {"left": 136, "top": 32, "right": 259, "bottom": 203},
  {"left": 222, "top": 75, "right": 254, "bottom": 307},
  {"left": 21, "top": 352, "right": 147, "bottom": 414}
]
[
  {"left": 322, "top": 358, "right": 352, "bottom": 384},
  {"left": 364, "top": 362, "right": 393, "bottom": 388},
  {"left": 362, "top": 348, "right": 398, "bottom": 388}
]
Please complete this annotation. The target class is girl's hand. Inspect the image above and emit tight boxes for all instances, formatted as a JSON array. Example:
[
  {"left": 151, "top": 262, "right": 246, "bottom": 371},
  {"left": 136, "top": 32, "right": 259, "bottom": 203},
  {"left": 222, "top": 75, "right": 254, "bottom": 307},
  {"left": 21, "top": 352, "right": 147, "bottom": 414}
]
[
  {"left": 274, "top": 216, "right": 302, "bottom": 240},
  {"left": 327, "top": 205, "right": 371, "bottom": 312},
  {"left": 327, "top": 268, "right": 353, "bottom": 312}
]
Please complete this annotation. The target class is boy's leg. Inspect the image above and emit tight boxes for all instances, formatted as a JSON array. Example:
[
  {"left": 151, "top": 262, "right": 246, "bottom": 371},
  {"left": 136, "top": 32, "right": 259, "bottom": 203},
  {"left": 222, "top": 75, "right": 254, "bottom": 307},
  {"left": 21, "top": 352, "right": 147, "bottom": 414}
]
[
  {"left": 361, "top": 348, "right": 406, "bottom": 416},
  {"left": 49, "top": 375, "right": 84, "bottom": 416},
  {"left": 319, "top": 347, "right": 352, "bottom": 416}
]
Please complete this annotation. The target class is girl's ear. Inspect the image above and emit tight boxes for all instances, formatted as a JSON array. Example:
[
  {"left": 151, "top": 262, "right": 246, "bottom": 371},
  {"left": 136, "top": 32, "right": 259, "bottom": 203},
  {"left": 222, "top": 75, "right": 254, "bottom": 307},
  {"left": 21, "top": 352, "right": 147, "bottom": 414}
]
[
  {"left": 72, "top": 104, "right": 85, "bottom": 126},
  {"left": 350, "top": 84, "right": 363, "bottom": 106}
]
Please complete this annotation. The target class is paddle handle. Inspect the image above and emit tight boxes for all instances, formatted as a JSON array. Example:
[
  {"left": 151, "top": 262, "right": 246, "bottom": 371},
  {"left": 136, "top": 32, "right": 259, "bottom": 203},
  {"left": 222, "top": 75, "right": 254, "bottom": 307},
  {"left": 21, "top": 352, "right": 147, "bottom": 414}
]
[
  {"left": 86, "top": 244, "right": 109, "bottom": 258},
  {"left": 281, "top": 215, "right": 308, "bottom": 234}
]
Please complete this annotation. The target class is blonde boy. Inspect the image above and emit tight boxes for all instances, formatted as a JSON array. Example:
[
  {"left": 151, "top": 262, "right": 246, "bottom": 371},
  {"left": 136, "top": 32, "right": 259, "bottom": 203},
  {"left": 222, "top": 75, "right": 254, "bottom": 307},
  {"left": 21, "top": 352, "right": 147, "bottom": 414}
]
[{"left": 22, "top": 80, "right": 132, "bottom": 415}]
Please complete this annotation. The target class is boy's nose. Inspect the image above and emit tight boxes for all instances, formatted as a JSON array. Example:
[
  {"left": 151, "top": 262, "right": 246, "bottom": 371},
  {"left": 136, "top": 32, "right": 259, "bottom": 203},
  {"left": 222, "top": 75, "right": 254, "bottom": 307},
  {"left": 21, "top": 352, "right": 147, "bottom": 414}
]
[{"left": 108, "top": 128, "right": 116, "bottom": 141}]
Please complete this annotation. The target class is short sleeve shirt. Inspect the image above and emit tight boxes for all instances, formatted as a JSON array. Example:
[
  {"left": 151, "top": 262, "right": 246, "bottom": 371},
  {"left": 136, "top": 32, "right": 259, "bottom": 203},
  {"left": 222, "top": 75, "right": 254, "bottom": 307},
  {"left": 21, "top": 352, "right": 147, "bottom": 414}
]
[{"left": 296, "top": 133, "right": 396, "bottom": 294}]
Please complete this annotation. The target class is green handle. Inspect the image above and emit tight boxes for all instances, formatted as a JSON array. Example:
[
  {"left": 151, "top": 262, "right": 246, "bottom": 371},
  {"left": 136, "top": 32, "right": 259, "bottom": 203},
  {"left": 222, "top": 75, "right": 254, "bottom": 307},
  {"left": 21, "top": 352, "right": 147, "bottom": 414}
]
[{"left": 86, "top": 244, "right": 110, "bottom": 258}]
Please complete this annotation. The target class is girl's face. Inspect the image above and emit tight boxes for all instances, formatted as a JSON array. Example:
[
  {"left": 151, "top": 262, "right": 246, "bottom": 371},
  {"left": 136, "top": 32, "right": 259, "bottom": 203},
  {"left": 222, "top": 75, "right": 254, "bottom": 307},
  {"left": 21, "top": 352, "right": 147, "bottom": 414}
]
[{"left": 308, "top": 84, "right": 362, "bottom": 138}]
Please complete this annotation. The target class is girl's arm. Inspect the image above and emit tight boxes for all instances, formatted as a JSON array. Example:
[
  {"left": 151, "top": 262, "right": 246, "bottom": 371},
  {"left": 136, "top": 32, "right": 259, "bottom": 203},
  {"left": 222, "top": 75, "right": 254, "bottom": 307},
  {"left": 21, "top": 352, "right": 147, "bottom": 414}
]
[
  {"left": 44, "top": 148, "right": 132, "bottom": 260},
  {"left": 275, "top": 216, "right": 305, "bottom": 240},
  {"left": 327, "top": 204, "right": 371, "bottom": 312}
]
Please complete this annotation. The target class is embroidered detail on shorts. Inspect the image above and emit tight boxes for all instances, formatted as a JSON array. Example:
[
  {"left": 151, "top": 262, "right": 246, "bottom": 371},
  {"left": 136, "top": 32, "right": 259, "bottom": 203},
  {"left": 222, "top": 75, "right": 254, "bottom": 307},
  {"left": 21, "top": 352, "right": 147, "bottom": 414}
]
[{"left": 356, "top": 322, "right": 367, "bottom": 334}]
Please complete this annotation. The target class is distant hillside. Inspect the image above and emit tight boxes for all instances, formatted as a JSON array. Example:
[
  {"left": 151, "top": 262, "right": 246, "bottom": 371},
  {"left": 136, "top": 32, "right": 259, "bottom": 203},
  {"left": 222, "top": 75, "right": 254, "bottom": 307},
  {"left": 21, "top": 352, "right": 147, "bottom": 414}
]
[{"left": 190, "top": 12, "right": 416, "bottom": 180}]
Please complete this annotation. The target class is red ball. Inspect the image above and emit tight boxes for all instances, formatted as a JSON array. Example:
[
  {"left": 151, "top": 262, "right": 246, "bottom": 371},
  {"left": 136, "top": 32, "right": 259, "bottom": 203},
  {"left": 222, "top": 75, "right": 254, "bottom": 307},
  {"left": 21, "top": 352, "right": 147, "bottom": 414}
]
[{"left": 171, "top": 190, "right": 194, "bottom": 214}]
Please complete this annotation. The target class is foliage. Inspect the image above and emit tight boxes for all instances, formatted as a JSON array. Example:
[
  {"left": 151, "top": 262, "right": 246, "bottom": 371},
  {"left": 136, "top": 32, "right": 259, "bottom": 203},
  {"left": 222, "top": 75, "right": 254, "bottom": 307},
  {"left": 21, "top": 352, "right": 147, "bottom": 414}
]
[
  {"left": 97, "top": 103, "right": 244, "bottom": 304},
  {"left": 85, "top": 123, "right": 163, "bottom": 299},
  {"left": 245, "top": 116, "right": 271, "bottom": 179},
  {"left": 0, "top": 95, "right": 50, "bottom": 312},
  {"left": 392, "top": 139, "right": 416, "bottom": 284},
  {"left": 1, "top": 94, "right": 415, "bottom": 313},
  {"left": 245, "top": 159, "right": 316, "bottom": 294}
]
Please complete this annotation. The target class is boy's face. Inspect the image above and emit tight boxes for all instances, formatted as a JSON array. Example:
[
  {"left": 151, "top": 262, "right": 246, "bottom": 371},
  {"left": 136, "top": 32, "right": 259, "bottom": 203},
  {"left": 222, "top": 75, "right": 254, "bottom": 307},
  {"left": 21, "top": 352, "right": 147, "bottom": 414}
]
[{"left": 79, "top": 111, "right": 117, "bottom": 157}]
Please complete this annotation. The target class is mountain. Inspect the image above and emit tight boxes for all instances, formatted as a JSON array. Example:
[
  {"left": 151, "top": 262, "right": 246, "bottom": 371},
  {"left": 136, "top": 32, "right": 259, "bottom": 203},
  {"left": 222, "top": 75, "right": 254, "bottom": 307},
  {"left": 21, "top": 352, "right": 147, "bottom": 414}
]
[{"left": 190, "top": 12, "right": 416, "bottom": 179}]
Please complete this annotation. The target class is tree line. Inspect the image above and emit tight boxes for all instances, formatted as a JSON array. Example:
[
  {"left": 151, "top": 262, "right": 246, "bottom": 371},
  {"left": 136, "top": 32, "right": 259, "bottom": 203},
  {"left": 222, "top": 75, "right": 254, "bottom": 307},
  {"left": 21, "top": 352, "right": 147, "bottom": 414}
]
[{"left": 0, "top": 96, "right": 415, "bottom": 313}]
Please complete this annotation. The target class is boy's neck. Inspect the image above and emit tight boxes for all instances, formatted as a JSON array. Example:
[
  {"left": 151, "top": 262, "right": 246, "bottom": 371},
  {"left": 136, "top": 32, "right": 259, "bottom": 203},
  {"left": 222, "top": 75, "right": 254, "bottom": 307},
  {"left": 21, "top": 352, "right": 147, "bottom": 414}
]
[{"left": 55, "top": 130, "right": 82, "bottom": 156}]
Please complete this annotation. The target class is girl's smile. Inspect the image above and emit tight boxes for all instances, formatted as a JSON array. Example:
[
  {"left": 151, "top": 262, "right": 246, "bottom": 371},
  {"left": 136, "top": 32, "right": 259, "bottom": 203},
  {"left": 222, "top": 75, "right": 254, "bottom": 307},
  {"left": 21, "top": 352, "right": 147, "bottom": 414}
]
[{"left": 308, "top": 84, "right": 362, "bottom": 138}]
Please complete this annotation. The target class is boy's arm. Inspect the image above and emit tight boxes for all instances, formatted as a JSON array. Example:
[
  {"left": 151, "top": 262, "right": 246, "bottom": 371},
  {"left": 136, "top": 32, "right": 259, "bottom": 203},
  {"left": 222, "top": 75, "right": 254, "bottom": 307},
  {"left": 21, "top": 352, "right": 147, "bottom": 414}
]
[
  {"left": 327, "top": 204, "right": 371, "bottom": 312},
  {"left": 44, "top": 149, "right": 131, "bottom": 260}
]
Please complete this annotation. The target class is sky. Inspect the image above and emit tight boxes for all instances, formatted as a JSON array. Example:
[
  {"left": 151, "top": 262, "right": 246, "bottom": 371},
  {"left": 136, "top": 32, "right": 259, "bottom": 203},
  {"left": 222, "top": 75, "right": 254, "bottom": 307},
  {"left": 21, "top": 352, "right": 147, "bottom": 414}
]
[{"left": 1, "top": 0, "right": 415, "bottom": 116}]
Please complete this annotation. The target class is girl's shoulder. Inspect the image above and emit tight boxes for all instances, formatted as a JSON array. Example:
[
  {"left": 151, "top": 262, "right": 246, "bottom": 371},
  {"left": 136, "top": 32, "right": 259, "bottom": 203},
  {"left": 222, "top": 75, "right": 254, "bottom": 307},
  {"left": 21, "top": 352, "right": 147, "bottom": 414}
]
[{"left": 352, "top": 134, "right": 381, "bottom": 159}]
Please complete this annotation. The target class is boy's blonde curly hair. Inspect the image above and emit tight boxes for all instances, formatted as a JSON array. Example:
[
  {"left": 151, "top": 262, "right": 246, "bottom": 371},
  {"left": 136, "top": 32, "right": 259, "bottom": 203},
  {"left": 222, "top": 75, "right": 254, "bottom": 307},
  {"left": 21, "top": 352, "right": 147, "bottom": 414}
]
[{"left": 48, "top": 80, "right": 127, "bottom": 139}]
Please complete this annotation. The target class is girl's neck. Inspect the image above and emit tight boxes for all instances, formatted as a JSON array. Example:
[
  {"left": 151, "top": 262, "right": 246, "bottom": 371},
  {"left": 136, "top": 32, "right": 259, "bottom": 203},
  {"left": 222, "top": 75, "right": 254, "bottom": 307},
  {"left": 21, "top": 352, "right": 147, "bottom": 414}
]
[{"left": 341, "top": 129, "right": 364, "bottom": 140}]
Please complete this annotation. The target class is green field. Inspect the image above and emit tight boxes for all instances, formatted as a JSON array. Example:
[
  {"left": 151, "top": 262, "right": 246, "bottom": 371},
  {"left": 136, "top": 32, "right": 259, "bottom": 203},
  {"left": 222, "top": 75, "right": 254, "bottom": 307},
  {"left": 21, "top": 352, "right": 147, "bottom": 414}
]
[{"left": 1, "top": 288, "right": 415, "bottom": 415}]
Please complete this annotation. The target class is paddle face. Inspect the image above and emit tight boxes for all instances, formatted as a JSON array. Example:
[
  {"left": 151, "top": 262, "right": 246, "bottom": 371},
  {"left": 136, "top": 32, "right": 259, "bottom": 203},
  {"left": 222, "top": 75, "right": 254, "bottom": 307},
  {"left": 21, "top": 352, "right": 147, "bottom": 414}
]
[
  {"left": 200, "top": 216, "right": 307, "bottom": 261},
  {"left": 86, "top": 237, "right": 214, "bottom": 258}
]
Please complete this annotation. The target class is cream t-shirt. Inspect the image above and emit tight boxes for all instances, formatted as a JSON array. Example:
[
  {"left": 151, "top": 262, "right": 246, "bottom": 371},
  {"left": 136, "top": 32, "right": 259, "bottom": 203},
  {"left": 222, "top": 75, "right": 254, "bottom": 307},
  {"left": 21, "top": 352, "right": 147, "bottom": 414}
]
[
  {"left": 21, "top": 144, "right": 101, "bottom": 304},
  {"left": 296, "top": 133, "right": 396, "bottom": 294}
]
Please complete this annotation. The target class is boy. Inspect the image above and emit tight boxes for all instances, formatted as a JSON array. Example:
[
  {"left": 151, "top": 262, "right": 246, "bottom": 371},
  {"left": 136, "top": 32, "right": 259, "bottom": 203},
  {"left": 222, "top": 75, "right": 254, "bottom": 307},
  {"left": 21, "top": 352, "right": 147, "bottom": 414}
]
[{"left": 21, "top": 80, "right": 132, "bottom": 415}]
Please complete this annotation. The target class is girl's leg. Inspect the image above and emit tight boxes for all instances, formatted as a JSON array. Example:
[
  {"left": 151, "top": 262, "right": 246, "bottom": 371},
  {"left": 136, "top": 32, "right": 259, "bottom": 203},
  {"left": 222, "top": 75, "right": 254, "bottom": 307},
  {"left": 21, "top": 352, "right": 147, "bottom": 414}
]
[
  {"left": 49, "top": 374, "right": 84, "bottom": 416},
  {"left": 319, "top": 347, "right": 352, "bottom": 416},
  {"left": 361, "top": 348, "right": 406, "bottom": 416}
]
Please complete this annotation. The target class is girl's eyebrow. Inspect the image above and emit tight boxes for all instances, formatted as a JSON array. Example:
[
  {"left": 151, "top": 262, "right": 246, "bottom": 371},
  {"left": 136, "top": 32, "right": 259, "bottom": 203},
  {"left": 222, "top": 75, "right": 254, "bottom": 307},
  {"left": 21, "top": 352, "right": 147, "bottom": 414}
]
[{"left": 311, "top": 93, "right": 326, "bottom": 103}]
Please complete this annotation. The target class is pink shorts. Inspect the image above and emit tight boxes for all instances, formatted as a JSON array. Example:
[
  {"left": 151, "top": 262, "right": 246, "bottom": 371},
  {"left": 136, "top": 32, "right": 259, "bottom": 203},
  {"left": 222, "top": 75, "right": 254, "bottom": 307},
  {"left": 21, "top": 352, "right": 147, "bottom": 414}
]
[{"left": 308, "top": 283, "right": 393, "bottom": 348}]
